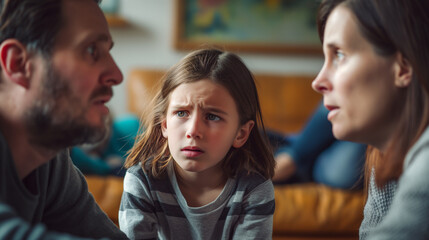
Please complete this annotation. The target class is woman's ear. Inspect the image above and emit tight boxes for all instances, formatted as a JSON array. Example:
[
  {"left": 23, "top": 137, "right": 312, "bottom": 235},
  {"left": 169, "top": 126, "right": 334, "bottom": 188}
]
[
  {"left": 0, "top": 39, "right": 31, "bottom": 88},
  {"left": 394, "top": 52, "right": 413, "bottom": 88},
  {"left": 232, "top": 120, "right": 255, "bottom": 148}
]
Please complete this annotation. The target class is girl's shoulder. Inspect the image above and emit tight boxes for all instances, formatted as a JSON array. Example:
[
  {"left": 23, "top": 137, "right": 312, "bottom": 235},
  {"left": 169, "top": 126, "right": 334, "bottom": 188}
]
[
  {"left": 234, "top": 170, "right": 273, "bottom": 193},
  {"left": 230, "top": 171, "right": 274, "bottom": 208},
  {"left": 126, "top": 164, "right": 152, "bottom": 181},
  {"left": 126, "top": 164, "right": 171, "bottom": 188},
  {"left": 124, "top": 164, "right": 173, "bottom": 193}
]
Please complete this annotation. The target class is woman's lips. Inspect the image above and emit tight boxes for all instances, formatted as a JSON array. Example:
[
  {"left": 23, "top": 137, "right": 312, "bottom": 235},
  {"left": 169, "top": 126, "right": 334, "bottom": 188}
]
[
  {"left": 325, "top": 105, "right": 339, "bottom": 121},
  {"left": 181, "top": 146, "right": 204, "bottom": 158}
]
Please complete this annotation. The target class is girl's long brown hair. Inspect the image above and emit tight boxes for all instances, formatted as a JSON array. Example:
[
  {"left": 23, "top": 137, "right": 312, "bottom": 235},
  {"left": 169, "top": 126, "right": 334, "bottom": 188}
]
[
  {"left": 317, "top": 0, "right": 429, "bottom": 188},
  {"left": 125, "top": 49, "right": 275, "bottom": 180}
]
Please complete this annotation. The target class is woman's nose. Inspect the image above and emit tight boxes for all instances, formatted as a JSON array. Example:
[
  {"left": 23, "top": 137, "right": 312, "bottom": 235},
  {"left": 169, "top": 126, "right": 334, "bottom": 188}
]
[{"left": 312, "top": 64, "right": 332, "bottom": 94}]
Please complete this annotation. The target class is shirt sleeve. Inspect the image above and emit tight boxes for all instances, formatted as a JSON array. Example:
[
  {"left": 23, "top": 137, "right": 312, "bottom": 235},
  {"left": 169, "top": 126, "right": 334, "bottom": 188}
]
[
  {"left": 367, "top": 147, "right": 429, "bottom": 240},
  {"left": 119, "top": 168, "right": 159, "bottom": 240},
  {"left": 0, "top": 202, "right": 108, "bottom": 240},
  {"left": 231, "top": 179, "right": 275, "bottom": 240},
  {"left": 41, "top": 151, "right": 128, "bottom": 239}
]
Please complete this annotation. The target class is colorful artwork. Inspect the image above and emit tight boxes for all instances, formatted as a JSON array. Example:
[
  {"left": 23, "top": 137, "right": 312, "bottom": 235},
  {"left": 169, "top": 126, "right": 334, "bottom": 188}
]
[{"left": 174, "top": 0, "right": 322, "bottom": 55}]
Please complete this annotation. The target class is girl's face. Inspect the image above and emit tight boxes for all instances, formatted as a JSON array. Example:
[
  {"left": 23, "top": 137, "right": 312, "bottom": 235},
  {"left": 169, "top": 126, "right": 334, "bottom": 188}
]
[
  {"left": 312, "top": 6, "right": 406, "bottom": 149},
  {"left": 161, "top": 79, "right": 253, "bottom": 176}
]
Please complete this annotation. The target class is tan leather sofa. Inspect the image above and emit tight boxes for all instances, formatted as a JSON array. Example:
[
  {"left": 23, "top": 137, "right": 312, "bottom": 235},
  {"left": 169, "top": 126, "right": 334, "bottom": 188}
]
[{"left": 86, "top": 68, "right": 365, "bottom": 240}]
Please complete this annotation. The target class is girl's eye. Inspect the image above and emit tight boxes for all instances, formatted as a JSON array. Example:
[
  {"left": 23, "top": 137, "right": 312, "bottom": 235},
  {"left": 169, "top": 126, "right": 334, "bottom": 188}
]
[
  {"left": 176, "top": 111, "right": 188, "bottom": 117},
  {"left": 336, "top": 51, "right": 344, "bottom": 60},
  {"left": 207, "top": 114, "right": 220, "bottom": 121}
]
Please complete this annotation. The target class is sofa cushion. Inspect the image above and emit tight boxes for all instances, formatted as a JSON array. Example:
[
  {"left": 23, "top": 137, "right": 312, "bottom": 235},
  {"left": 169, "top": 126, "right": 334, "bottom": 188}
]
[{"left": 274, "top": 183, "right": 364, "bottom": 236}]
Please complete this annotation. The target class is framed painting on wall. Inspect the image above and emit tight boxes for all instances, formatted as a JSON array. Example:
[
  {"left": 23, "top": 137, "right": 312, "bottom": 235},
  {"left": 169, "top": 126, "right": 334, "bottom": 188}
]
[{"left": 173, "top": 0, "right": 322, "bottom": 55}]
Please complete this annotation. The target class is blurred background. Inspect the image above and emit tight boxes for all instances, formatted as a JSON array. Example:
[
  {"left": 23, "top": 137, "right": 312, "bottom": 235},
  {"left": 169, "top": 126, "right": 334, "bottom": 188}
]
[{"left": 101, "top": 0, "right": 324, "bottom": 118}]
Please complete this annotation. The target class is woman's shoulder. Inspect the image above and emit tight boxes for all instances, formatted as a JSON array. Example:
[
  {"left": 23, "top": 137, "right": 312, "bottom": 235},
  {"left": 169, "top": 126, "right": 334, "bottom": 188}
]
[
  {"left": 404, "top": 126, "right": 429, "bottom": 169},
  {"left": 399, "top": 126, "right": 429, "bottom": 192}
]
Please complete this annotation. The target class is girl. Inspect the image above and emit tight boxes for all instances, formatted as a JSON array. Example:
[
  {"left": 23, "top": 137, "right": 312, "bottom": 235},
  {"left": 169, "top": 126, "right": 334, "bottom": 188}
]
[
  {"left": 119, "top": 49, "right": 275, "bottom": 240},
  {"left": 313, "top": 0, "right": 429, "bottom": 239}
]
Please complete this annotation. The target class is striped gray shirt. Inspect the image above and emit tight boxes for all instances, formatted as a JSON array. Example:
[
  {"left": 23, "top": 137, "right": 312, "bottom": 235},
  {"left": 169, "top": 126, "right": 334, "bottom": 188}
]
[{"left": 119, "top": 163, "right": 274, "bottom": 240}]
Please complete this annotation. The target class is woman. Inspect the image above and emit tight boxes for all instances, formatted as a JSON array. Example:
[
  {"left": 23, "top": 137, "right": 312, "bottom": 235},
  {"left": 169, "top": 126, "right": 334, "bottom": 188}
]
[{"left": 313, "top": 0, "right": 429, "bottom": 239}]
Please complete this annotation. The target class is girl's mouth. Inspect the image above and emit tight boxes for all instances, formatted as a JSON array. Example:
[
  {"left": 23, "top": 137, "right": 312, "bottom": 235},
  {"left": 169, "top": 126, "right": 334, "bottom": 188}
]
[{"left": 181, "top": 146, "right": 204, "bottom": 158}]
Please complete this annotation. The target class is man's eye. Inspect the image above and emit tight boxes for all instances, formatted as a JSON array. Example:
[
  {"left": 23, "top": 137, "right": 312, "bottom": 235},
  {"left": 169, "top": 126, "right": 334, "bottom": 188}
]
[
  {"left": 207, "top": 114, "right": 220, "bottom": 121},
  {"left": 87, "top": 44, "right": 98, "bottom": 59}
]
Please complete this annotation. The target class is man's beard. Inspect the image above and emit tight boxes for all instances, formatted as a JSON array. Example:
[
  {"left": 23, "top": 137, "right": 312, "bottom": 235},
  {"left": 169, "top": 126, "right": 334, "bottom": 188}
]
[{"left": 24, "top": 62, "right": 112, "bottom": 151}]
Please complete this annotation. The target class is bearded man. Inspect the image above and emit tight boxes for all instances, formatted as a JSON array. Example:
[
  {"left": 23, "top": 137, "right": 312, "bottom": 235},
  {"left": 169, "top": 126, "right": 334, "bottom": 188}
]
[{"left": 0, "top": 0, "right": 128, "bottom": 239}]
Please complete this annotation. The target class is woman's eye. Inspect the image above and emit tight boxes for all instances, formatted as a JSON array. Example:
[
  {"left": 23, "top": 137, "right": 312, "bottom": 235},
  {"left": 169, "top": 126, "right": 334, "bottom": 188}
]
[
  {"left": 207, "top": 114, "right": 220, "bottom": 121},
  {"left": 176, "top": 111, "right": 188, "bottom": 117},
  {"left": 335, "top": 50, "right": 345, "bottom": 62}
]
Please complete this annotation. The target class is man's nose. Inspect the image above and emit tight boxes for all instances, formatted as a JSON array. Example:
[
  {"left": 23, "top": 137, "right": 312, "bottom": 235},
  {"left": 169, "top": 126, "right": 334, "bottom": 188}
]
[{"left": 100, "top": 54, "right": 123, "bottom": 86}]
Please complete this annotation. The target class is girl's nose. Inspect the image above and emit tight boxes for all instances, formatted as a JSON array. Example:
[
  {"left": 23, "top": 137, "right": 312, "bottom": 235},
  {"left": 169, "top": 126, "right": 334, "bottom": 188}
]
[{"left": 186, "top": 116, "right": 203, "bottom": 139}]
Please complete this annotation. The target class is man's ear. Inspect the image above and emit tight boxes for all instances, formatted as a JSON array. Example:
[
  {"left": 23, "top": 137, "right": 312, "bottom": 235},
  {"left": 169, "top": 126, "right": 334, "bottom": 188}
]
[
  {"left": 161, "top": 119, "right": 168, "bottom": 138},
  {"left": 0, "top": 39, "right": 31, "bottom": 88},
  {"left": 394, "top": 52, "right": 413, "bottom": 88},
  {"left": 232, "top": 120, "right": 254, "bottom": 148}
]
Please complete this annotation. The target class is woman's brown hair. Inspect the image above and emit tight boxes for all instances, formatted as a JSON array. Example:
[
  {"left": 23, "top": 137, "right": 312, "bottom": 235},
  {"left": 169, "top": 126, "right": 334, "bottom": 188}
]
[
  {"left": 125, "top": 48, "right": 275, "bottom": 180},
  {"left": 317, "top": 0, "right": 429, "bottom": 188}
]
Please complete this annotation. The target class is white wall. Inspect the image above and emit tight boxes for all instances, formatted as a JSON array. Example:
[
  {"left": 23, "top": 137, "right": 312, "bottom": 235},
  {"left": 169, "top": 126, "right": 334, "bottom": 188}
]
[{"left": 107, "top": 0, "right": 324, "bottom": 117}]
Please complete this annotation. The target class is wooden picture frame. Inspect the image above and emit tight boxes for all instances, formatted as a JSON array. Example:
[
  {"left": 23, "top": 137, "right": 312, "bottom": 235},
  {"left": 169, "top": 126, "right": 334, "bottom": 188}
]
[{"left": 173, "top": 0, "right": 322, "bottom": 55}]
